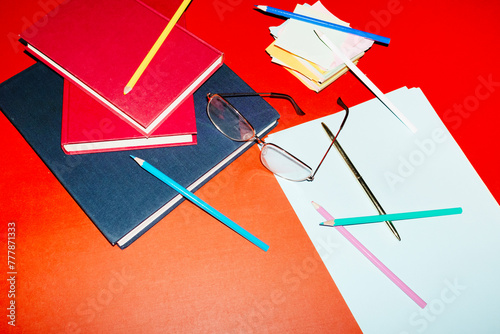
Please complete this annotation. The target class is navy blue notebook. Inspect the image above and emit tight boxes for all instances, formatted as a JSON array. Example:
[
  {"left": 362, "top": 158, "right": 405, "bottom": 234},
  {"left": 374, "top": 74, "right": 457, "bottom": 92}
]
[{"left": 0, "top": 63, "right": 280, "bottom": 248}]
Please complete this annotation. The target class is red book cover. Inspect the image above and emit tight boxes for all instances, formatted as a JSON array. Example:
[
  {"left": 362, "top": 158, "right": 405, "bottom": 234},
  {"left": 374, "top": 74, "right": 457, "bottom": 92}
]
[
  {"left": 20, "top": 0, "right": 223, "bottom": 135},
  {"left": 61, "top": 80, "right": 197, "bottom": 154}
]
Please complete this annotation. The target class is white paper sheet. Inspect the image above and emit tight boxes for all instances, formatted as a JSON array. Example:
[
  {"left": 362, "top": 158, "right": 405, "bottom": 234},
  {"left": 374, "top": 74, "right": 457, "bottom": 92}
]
[{"left": 266, "top": 87, "right": 500, "bottom": 333}]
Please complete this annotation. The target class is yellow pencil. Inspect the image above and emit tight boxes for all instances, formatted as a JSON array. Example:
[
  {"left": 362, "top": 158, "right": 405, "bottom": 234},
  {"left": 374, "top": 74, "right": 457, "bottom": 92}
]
[{"left": 124, "top": 0, "right": 193, "bottom": 95}]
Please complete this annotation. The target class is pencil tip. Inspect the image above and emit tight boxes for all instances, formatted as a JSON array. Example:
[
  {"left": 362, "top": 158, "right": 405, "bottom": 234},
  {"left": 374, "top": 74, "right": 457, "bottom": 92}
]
[
  {"left": 321, "top": 219, "right": 335, "bottom": 227},
  {"left": 124, "top": 86, "right": 132, "bottom": 95},
  {"left": 130, "top": 155, "right": 145, "bottom": 166},
  {"left": 311, "top": 201, "right": 320, "bottom": 209}
]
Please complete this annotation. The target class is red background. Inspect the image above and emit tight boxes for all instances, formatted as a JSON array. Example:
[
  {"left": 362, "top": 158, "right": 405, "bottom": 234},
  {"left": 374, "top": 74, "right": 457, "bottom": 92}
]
[{"left": 1, "top": 0, "right": 499, "bottom": 333}]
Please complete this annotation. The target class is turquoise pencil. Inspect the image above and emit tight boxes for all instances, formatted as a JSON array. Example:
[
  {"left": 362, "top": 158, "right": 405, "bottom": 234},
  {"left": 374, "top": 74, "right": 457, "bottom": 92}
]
[
  {"left": 131, "top": 156, "right": 269, "bottom": 252},
  {"left": 321, "top": 207, "right": 463, "bottom": 227}
]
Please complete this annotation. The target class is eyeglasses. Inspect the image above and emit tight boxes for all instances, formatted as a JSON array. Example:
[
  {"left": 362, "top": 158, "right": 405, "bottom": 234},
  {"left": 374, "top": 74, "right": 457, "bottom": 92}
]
[{"left": 206, "top": 93, "right": 349, "bottom": 182}]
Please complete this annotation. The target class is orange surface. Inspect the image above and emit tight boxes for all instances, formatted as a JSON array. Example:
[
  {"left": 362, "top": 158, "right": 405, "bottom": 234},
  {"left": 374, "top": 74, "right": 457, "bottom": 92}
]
[{"left": 1, "top": 0, "right": 499, "bottom": 333}]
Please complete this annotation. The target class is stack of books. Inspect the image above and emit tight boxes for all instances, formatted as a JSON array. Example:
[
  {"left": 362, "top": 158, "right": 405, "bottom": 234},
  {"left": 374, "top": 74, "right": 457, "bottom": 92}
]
[
  {"left": 20, "top": 0, "right": 224, "bottom": 154},
  {"left": 264, "top": 1, "right": 374, "bottom": 92},
  {"left": 4, "top": 0, "right": 281, "bottom": 248}
]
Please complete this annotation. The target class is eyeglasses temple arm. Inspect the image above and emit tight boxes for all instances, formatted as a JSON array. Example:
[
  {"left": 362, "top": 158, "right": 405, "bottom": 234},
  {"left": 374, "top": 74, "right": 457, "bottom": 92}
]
[
  {"left": 309, "top": 97, "right": 350, "bottom": 180},
  {"left": 265, "top": 93, "right": 305, "bottom": 116},
  {"left": 310, "top": 136, "right": 336, "bottom": 180},
  {"left": 213, "top": 92, "right": 306, "bottom": 116}
]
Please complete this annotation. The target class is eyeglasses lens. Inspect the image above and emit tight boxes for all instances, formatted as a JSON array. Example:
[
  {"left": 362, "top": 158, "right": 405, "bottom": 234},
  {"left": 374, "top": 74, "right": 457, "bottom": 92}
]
[
  {"left": 260, "top": 144, "right": 313, "bottom": 182},
  {"left": 207, "top": 95, "right": 255, "bottom": 141}
]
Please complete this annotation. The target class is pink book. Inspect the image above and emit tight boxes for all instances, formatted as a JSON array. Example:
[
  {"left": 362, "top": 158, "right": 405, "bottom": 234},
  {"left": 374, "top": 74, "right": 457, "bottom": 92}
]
[
  {"left": 61, "top": 80, "right": 197, "bottom": 154},
  {"left": 20, "top": 0, "right": 223, "bottom": 135}
]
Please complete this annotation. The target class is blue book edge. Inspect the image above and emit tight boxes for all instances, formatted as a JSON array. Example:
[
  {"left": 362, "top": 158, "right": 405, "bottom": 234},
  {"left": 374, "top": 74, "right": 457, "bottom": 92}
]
[{"left": 0, "top": 62, "right": 280, "bottom": 249}]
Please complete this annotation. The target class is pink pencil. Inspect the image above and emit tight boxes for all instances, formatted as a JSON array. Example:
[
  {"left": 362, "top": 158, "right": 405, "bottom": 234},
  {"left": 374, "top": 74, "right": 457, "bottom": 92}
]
[{"left": 312, "top": 201, "right": 427, "bottom": 308}]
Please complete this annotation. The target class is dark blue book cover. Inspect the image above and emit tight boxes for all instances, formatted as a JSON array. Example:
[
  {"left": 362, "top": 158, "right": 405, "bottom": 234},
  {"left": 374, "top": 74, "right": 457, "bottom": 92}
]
[{"left": 0, "top": 63, "right": 280, "bottom": 248}]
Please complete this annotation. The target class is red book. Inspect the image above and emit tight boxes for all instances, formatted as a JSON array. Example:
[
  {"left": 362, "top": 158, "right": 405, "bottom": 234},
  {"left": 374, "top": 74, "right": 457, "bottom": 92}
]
[
  {"left": 61, "top": 80, "right": 197, "bottom": 154},
  {"left": 20, "top": 0, "right": 223, "bottom": 135}
]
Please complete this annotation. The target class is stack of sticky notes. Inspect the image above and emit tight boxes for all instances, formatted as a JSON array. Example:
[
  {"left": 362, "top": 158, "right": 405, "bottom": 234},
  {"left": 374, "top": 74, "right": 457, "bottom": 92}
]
[{"left": 265, "top": 1, "right": 374, "bottom": 92}]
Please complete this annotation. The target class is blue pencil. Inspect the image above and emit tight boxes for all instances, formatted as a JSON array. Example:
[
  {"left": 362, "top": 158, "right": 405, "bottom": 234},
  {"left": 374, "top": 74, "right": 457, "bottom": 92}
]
[
  {"left": 321, "top": 207, "right": 463, "bottom": 227},
  {"left": 256, "top": 5, "right": 390, "bottom": 45},
  {"left": 131, "top": 156, "right": 269, "bottom": 252}
]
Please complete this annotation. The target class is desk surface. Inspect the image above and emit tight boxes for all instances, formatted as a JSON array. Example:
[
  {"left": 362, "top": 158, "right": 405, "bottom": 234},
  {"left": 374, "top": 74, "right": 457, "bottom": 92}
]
[{"left": 1, "top": 0, "right": 499, "bottom": 333}]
